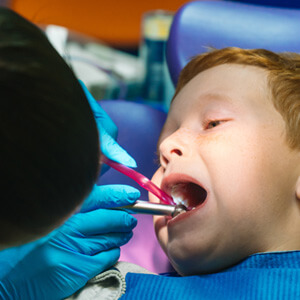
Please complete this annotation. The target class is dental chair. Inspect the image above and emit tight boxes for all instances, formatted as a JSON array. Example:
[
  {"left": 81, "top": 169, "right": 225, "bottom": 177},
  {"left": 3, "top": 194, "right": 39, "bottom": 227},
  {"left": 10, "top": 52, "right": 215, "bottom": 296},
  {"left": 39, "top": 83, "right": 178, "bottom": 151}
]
[
  {"left": 228, "top": 0, "right": 300, "bottom": 8},
  {"left": 167, "top": 0, "right": 300, "bottom": 85},
  {"left": 99, "top": 0, "right": 300, "bottom": 274}
]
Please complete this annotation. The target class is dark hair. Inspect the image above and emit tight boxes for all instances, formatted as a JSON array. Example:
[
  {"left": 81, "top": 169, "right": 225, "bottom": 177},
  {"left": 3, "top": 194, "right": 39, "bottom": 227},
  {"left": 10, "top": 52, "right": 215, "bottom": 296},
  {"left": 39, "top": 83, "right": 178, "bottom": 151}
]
[{"left": 0, "top": 8, "right": 100, "bottom": 244}]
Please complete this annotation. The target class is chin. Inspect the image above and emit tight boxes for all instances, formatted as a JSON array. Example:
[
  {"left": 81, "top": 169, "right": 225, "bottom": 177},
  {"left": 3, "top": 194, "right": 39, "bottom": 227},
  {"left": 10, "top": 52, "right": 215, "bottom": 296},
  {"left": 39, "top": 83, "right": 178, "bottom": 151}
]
[
  {"left": 166, "top": 237, "right": 246, "bottom": 276},
  {"left": 169, "top": 255, "right": 211, "bottom": 276},
  {"left": 165, "top": 239, "right": 208, "bottom": 275},
  {"left": 170, "top": 254, "right": 234, "bottom": 276}
]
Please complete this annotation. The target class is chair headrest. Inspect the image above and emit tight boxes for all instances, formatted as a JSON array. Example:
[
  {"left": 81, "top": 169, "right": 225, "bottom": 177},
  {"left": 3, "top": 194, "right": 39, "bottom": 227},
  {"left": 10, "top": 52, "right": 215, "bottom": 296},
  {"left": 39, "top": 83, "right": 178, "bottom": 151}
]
[{"left": 166, "top": 1, "right": 300, "bottom": 85}]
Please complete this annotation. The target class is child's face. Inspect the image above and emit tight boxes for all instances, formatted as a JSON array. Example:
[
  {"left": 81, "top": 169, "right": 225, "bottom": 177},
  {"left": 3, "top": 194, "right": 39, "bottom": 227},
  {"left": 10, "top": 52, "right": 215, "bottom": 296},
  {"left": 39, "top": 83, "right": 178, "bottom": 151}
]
[{"left": 150, "top": 64, "right": 300, "bottom": 275}]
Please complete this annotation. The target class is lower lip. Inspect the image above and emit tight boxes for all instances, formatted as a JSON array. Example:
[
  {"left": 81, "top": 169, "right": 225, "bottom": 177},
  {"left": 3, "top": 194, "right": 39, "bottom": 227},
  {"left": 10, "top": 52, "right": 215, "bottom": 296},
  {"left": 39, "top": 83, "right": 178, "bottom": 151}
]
[{"left": 167, "top": 199, "right": 207, "bottom": 225}]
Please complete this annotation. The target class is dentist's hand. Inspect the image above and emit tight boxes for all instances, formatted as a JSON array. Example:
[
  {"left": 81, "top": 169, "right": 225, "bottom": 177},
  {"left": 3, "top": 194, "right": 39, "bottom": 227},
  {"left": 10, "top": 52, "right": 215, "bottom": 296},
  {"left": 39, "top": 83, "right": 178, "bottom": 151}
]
[
  {"left": 79, "top": 80, "right": 136, "bottom": 169},
  {"left": 0, "top": 185, "right": 140, "bottom": 300}
]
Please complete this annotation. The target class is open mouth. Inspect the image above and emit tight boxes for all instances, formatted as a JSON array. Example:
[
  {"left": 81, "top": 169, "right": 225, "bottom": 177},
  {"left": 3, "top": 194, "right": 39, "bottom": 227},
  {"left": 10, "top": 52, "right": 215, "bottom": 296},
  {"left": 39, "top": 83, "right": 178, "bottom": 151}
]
[{"left": 170, "top": 182, "right": 207, "bottom": 209}]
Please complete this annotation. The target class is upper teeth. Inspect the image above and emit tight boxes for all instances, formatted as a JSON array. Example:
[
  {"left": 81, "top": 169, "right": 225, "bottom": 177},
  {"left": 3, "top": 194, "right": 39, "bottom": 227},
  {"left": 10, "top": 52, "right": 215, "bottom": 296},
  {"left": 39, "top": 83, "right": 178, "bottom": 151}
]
[
  {"left": 172, "top": 195, "right": 189, "bottom": 206},
  {"left": 171, "top": 184, "right": 189, "bottom": 206}
]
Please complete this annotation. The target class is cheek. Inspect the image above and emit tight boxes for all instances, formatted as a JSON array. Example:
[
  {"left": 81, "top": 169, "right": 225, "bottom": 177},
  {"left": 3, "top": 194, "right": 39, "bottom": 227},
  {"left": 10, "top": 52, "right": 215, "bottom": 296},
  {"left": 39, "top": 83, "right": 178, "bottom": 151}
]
[
  {"left": 150, "top": 168, "right": 169, "bottom": 253},
  {"left": 149, "top": 168, "right": 163, "bottom": 204},
  {"left": 211, "top": 135, "right": 264, "bottom": 193},
  {"left": 210, "top": 130, "right": 292, "bottom": 219}
]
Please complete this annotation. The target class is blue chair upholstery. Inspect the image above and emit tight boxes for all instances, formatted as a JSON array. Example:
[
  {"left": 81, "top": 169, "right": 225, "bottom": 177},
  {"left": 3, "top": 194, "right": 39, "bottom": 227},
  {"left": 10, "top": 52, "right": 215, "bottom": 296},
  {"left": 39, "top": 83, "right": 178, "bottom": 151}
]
[
  {"left": 228, "top": 0, "right": 300, "bottom": 8},
  {"left": 98, "top": 100, "right": 166, "bottom": 194},
  {"left": 166, "top": 0, "right": 300, "bottom": 85}
]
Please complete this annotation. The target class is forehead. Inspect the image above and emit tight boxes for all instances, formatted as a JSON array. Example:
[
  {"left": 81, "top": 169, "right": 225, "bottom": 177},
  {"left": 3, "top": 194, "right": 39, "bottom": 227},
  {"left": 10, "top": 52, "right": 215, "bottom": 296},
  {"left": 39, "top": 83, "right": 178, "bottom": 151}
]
[
  {"left": 171, "top": 63, "right": 270, "bottom": 112},
  {"left": 175, "top": 64, "right": 269, "bottom": 107}
]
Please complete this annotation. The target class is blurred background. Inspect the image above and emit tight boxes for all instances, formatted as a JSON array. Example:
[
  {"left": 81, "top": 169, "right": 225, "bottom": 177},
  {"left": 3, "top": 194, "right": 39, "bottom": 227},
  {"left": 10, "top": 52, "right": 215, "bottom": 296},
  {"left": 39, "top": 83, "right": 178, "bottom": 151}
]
[
  {"left": 3, "top": 0, "right": 189, "bottom": 110},
  {"left": 2, "top": 0, "right": 299, "bottom": 274},
  {"left": 1, "top": 0, "right": 299, "bottom": 111}
]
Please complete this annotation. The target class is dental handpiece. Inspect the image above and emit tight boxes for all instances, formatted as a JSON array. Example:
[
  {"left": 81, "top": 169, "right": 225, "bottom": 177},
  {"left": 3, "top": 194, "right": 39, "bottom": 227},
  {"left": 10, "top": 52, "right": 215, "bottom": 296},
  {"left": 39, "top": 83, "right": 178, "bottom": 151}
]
[{"left": 111, "top": 200, "right": 187, "bottom": 218}]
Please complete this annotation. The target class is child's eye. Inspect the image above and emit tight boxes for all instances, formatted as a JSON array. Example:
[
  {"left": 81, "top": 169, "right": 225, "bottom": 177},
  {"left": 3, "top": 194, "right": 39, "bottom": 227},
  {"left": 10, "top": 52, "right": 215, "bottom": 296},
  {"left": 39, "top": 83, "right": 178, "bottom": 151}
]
[{"left": 205, "top": 120, "right": 224, "bottom": 130}]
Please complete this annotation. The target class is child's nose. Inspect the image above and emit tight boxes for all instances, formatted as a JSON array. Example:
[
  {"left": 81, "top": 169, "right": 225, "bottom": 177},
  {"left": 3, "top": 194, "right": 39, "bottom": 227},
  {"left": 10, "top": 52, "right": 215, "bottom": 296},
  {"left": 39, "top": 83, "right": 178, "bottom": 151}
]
[{"left": 159, "top": 130, "right": 190, "bottom": 167}]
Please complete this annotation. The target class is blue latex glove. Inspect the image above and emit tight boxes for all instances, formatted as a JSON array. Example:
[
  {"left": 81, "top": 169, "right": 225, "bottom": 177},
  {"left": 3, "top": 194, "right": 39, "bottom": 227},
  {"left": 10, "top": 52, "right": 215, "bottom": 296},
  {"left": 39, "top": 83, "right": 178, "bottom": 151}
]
[
  {"left": 79, "top": 80, "right": 136, "bottom": 169},
  {"left": 0, "top": 185, "right": 140, "bottom": 300}
]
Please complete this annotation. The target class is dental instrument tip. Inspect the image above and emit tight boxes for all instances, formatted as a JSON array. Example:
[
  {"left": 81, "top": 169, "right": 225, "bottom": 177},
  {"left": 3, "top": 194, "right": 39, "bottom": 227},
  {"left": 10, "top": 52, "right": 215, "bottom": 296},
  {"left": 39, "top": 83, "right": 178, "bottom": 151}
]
[
  {"left": 172, "top": 204, "right": 188, "bottom": 217},
  {"left": 110, "top": 200, "right": 187, "bottom": 217}
]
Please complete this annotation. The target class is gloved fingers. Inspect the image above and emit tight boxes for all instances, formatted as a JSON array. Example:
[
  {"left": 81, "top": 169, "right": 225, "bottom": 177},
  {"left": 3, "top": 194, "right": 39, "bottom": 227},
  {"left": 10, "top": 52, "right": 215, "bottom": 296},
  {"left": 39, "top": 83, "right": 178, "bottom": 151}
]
[
  {"left": 79, "top": 79, "right": 117, "bottom": 138},
  {"left": 79, "top": 80, "right": 137, "bottom": 168},
  {"left": 63, "top": 232, "right": 133, "bottom": 256},
  {"left": 80, "top": 184, "right": 140, "bottom": 213},
  {"left": 99, "top": 127, "right": 136, "bottom": 168},
  {"left": 66, "top": 209, "right": 137, "bottom": 236}
]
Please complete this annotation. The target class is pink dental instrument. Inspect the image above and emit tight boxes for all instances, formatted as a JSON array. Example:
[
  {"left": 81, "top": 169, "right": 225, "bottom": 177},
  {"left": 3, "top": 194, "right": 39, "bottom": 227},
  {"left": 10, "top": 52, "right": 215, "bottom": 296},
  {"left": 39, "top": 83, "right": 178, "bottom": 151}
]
[{"left": 101, "top": 156, "right": 176, "bottom": 206}]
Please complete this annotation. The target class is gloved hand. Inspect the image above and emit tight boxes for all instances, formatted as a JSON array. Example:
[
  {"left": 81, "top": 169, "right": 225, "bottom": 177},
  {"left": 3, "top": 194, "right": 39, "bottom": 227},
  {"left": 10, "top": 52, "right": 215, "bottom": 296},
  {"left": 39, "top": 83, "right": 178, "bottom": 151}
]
[
  {"left": 0, "top": 185, "right": 140, "bottom": 300},
  {"left": 79, "top": 80, "right": 136, "bottom": 169}
]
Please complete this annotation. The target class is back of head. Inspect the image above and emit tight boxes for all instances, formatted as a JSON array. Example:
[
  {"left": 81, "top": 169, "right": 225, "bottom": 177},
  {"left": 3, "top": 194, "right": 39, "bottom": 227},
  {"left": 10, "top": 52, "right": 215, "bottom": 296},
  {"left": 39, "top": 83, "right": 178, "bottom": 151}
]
[
  {"left": 0, "top": 8, "right": 99, "bottom": 246},
  {"left": 175, "top": 47, "right": 300, "bottom": 150}
]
